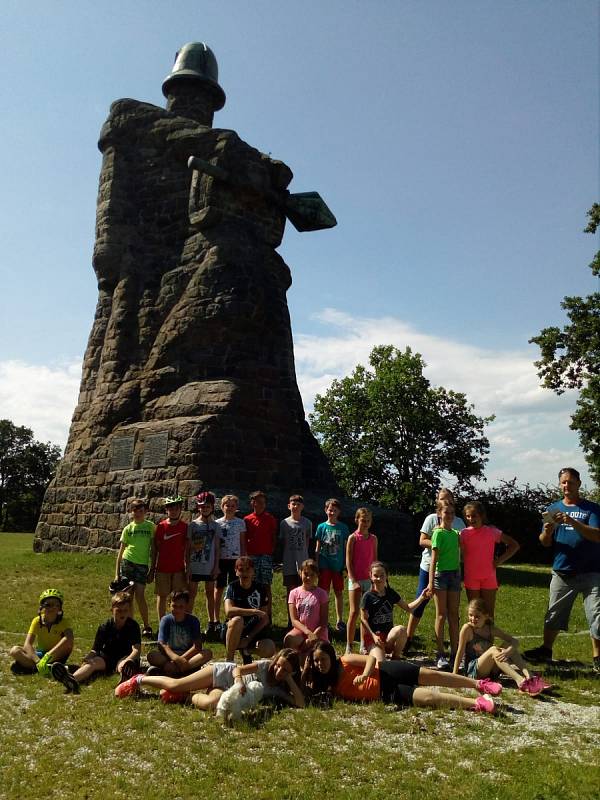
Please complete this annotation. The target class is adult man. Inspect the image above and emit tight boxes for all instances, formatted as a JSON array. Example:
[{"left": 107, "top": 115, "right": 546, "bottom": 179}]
[{"left": 524, "top": 468, "right": 600, "bottom": 672}]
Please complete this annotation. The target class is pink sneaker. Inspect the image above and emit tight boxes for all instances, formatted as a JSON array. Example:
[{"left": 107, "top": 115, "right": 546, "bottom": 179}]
[
  {"left": 476, "top": 677, "right": 502, "bottom": 696},
  {"left": 159, "top": 688, "right": 188, "bottom": 704},
  {"left": 471, "top": 694, "right": 495, "bottom": 714},
  {"left": 519, "top": 676, "right": 544, "bottom": 696},
  {"left": 114, "top": 674, "right": 142, "bottom": 698}
]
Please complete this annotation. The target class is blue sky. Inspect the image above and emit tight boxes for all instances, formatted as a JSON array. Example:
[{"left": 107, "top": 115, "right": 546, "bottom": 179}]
[{"left": 1, "top": 1, "right": 598, "bottom": 488}]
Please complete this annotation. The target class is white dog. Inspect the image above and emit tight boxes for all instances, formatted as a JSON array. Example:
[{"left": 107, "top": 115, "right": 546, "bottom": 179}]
[{"left": 216, "top": 680, "right": 264, "bottom": 723}]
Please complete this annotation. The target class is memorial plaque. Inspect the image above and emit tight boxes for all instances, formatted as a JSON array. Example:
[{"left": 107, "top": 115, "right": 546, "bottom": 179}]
[
  {"left": 110, "top": 436, "right": 136, "bottom": 471},
  {"left": 142, "top": 432, "right": 169, "bottom": 468}
]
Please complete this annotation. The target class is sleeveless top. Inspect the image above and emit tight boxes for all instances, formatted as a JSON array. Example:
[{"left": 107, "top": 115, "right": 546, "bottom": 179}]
[{"left": 465, "top": 624, "right": 494, "bottom": 663}]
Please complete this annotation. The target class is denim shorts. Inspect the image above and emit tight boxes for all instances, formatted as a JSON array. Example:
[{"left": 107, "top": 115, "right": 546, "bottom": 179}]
[
  {"left": 348, "top": 578, "right": 372, "bottom": 593},
  {"left": 434, "top": 569, "right": 461, "bottom": 592}
]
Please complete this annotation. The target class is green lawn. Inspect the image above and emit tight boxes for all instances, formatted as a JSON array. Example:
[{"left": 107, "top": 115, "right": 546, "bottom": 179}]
[{"left": 1, "top": 533, "right": 598, "bottom": 800}]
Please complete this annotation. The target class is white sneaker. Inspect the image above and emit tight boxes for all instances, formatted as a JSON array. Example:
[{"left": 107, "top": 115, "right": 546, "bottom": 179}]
[
  {"left": 344, "top": 643, "right": 353, "bottom": 655},
  {"left": 436, "top": 654, "right": 450, "bottom": 670}
]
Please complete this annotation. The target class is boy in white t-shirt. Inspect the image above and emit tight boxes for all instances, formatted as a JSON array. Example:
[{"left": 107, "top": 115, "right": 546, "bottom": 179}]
[{"left": 212, "top": 494, "right": 246, "bottom": 638}]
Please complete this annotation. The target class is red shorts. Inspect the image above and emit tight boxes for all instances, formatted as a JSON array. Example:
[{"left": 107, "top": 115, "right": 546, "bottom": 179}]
[
  {"left": 464, "top": 574, "right": 498, "bottom": 590},
  {"left": 364, "top": 630, "right": 388, "bottom": 650},
  {"left": 318, "top": 569, "right": 344, "bottom": 593}
]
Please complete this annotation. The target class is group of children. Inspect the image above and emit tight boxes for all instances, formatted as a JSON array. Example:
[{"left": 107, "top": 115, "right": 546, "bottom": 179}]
[{"left": 9, "top": 488, "right": 550, "bottom": 714}]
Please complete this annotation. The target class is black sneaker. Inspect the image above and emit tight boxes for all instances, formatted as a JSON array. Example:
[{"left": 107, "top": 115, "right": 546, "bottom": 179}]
[
  {"left": 205, "top": 621, "right": 217, "bottom": 640},
  {"left": 593, "top": 656, "right": 600, "bottom": 674},
  {"left": 10, "top": 661, "right": 36, "bottom": 675},
  {"left": 523, "top": 645, "right": 553, "bottom": 663},
  {"left": 142, "top": 626, "right": 153, "bottom": 639},
  {"left": 51, "top": 662, "right": 80, "bottom": 694},
  {"left": 119, "top": 659, "right": 137, "bottom": 683},
  {"left": 241, "top": 649, "right": 253, "bottom": 665}
]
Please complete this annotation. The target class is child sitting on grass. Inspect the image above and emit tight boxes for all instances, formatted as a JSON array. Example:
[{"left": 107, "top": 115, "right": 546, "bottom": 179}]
[
  {"left": 10, "top": 588, "right": 73, "bottom": 677},
  {"left": 453, "top": 598, "right": 549, "bottom": 695},
  {"left": 51, "top": 591, "right": 141, "bottom": 694},
  {"left": 145, "top": 590, "right": 212, "bottom": 676}
]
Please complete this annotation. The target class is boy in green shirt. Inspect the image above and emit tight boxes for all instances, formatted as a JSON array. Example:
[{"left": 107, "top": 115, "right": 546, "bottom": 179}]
[
  {"left": 427, "top": 500, "right": 461, "bottom": 669},
  {"left": 115, "top": 498, "right": 156, "bottom": 638}
]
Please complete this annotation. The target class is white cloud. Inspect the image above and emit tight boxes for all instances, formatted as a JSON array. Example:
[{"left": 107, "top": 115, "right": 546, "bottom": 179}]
[
  {"left": 294, "top": 308, "right": 588, "bottom": 487},
  {"left": 0, "top": 310, "right": 589, "bottom": 488},
  {"left": 0, "top": 359, "right": 81, "bottom": 448}
]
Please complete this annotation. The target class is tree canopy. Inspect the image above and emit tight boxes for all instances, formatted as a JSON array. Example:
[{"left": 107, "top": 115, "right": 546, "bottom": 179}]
[
  {"left": 0, "top": 419, "right": 62, "bottom": 531},
  {"left": 309, "top": 345, "right": 493, "bottom": 513},
  {"left": 530, "top": 205, "right": 600, "bottom": 485}
]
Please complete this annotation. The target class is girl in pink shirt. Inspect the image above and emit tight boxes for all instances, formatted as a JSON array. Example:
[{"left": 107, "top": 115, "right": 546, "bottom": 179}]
[
  {"left": 460, "top": 501, "right": 520, "bottom": 618},
  {"left": 346, "top": 507, "right": 378, "bottom": 654},
  {"left": 284, "top": 559, "right": 329, "bottom": 654}
]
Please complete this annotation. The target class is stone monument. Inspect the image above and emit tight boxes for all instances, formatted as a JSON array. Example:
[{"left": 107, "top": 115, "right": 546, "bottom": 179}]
[{"left": 34, "top": 43, "right": 340, "bottom": 552}]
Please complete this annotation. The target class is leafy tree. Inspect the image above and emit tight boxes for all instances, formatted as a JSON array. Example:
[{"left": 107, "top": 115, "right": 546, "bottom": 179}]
[
  {"left": 0, "top": 419, "right": 62, "bottom": 531},
  {"left": 309, "top": 345, "right": 493, "bottom": 513},
  {"left": 530, "top": 205, "right": 600, "bottom": 484}
]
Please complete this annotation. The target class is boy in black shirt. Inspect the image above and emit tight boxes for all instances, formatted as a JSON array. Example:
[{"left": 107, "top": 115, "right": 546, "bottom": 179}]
[
  {"left": 223, "top": 556, "right": 275, "bottom": 662},
  {"left": 51, "top": 592, "right": 141, "bottom": 693}
]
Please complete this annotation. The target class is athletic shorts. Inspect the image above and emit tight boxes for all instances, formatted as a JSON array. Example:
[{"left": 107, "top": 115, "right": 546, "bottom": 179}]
[
  {"left": 155, "top": 570, "right": 188, "bottom": 595},
  {"left": 211, "top": 661, "right": 237, "bottom": 689},
  {"left": 378, "top": 660, "right": 421, "bottom": 706},
  {"left": 120, "top": 559, "right": 149, "bottom": 585},
  {"left": 190, "top": 573, "right": 214, "bottom": 583},
  {"left": 434, "top": 569, "right": 461, "bottom": 592},
  {"left": 318, "top": 569, "right": 344, "bottom": 593},
  {"left": 216, "top": 560, "right": 237, "bottom": 589},
  {"left": 463, "top": 574, "right": 498, "bottom": 591},
  {"left": 83, "top": 650, "right": 140, "bottom": 675},
  {"left": 283, "top": 573, "right": 302, "bottom": 590},
  {"left": 364, "top": 630, "right": 388, "bottom": 651},
  {"left": 252, "top": 554, "right": 273, "bottom": 585},
  {"left": 348, "top": 578, "right": 372, "bottom": 593}
]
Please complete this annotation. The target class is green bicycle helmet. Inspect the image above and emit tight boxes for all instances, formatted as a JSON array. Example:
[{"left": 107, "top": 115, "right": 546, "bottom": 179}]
[
  {"left": 39, "top": 588, "right": 64, "bottom": 606},
  {"left": 163, "top": 495, "right": 184, "bottom": 506}
]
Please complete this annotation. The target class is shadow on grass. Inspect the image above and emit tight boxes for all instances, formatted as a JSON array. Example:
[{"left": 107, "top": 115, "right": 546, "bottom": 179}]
[{"left": 496, "top": 567, "right": 551, "bottom": 588}]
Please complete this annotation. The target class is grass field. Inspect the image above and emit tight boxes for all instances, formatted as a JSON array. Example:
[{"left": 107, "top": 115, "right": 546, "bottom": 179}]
[{"left": 0, "top": 533, "right": 598, "bottom": 800}]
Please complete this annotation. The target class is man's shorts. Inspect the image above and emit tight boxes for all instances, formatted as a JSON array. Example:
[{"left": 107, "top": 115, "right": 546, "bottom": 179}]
[
  {"left": 216, "top": 560, "right": 237, "bottom": 589},
  {"left": 412, "top": 568, "right": 432, "bottom": 619},
  {"left": 545, "top": 571, "right": 600, "bottom": 638},
  {"left": 433, "top": 569, "right": 461, "bottom": 592},
  {"left": 318, "top": 569, "right": 344, "bottom": 593},
  {"left": 252, "top": 554, "right": 273, "bottom": 586},
  {"left": 155, "top": 570, "right": 188, "bottom": 595},
  {"left": 120, "top": 559, "right": 149, "bottom": 585},
  {"left": 463, "top": 573, "right": 498, "bottom": 591}
]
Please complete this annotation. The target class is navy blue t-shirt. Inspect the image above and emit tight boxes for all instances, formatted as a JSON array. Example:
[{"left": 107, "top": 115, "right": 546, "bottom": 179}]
[{"left": 546, "top": 498, "right": 600, "bottom": 573}]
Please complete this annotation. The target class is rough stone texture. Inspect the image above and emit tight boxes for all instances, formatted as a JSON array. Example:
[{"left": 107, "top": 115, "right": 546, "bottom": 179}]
[
  {"left": 34, "top": 88, "right": 337, "bottom": 550},
  {"left": 34, "top": 83, "right": 416, "bottom": 562}
]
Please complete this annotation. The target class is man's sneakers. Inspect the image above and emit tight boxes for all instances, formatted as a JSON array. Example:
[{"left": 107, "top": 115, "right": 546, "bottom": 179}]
[
  {"left": 159, "top": 688, "right": 188, "bottom": 704},
  {"left": 436, "top": 654, "right": 450, "bottom": 670},
  {"left": 114, "top": 674, "right": 143, "bottom": 698},
  {"left": 523, "top": 645, "right": 553, "bottom": 663},
  {"left": 471, "top": 694, "right": 495, "bottom": 714},
  {"left": 475, "top": 677, "right": 502, "bottom": 697},
  {"left": 51, "top": 662, "right": 80, "bottom": 694}
]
